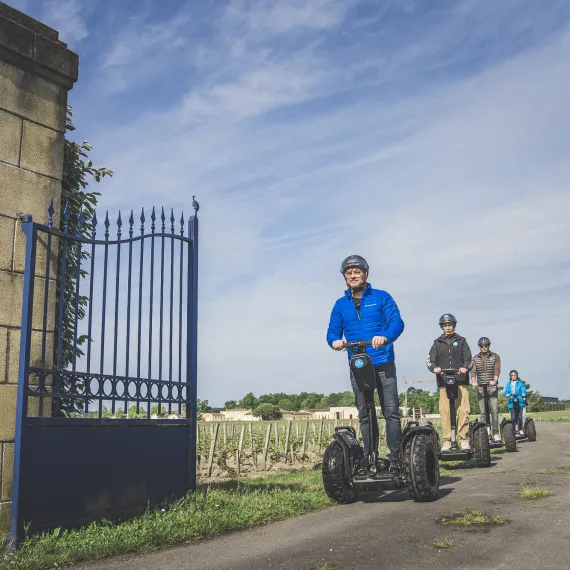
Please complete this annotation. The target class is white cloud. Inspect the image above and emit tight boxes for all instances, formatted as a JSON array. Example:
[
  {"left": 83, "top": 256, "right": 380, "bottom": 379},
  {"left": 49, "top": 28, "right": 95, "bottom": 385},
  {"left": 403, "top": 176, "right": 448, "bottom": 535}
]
[
  {"left": 76, "top": 2, "right": 570, "bottom": 404},
  {"left": 41, "top": 0, "right": 89, "bottom": 44}
]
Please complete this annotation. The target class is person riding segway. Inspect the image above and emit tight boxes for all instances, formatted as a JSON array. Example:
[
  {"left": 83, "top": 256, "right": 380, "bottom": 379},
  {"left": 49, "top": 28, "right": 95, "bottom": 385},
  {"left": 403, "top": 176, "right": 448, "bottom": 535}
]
[
  {"left": 504, "top": 370, "right": 537, "bottom": 442},
  {"left": 323, "top": 256, "right": 439, "bottom": 503},
  {"left": 471, "top": 337, "right": 516, "bottom": 452},
  {"left": 427, "top": 314, "right": 491, "bottom": 467}
]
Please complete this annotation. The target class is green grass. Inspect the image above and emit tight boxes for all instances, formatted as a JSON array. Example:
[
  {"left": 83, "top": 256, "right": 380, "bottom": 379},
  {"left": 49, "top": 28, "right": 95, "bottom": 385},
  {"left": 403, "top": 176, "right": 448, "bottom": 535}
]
[
  {"left": 438, "top": 508, "right": 505, "bottom": 527},
  {"left": 520, "top": 487, "right": 553, "bottom": 500},
  {"left": 0, "top": 470, "right": 333, "bottom": 570},
  {"left": 535, "top": 469, "right": 560, "bottom": 475},
  {"left": 313, "top": 564, "right": 337, "bottom": 570},
  {"left": 433, "top": 537, "right": 455, "bottom": 549}
]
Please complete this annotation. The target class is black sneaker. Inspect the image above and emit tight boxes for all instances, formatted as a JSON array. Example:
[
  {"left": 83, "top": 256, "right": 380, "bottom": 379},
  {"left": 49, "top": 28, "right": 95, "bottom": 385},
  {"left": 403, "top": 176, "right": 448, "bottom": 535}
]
[{"left": 389, "top": 457, "right": 401, "bottom": 474}]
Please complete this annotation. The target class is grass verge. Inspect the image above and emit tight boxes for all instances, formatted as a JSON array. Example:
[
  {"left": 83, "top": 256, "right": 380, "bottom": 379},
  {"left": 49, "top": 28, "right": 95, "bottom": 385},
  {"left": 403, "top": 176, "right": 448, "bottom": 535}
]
[
  {"left": 0, "top": 470, "right": 333, "bottom": 570},
  {"left": 438, "top": 508, "right": 505, "bottom": 528},
  {"left": 433, "top": 538, "right": 455, "bottom": 549},
  {"left": 520, "top": 487, "right": 553, "bottom": 500}
]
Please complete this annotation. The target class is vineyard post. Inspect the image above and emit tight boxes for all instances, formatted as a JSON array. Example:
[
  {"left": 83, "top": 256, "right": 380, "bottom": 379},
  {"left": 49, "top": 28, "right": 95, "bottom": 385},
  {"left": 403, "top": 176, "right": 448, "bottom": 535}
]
[
  {"left": 236, "top": 423, "right": 245, "bottom": 477},
  {"left": 207, "top": 422, "right": 220, "bottom": 477},
  {"left": 263, "top": 423, "right": 272, "bottom": 470}
]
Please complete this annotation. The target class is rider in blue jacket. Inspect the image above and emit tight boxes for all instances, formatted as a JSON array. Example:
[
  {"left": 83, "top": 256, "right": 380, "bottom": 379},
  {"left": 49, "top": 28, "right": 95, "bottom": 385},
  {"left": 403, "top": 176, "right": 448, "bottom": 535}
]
[
  {"left": 504, "top": 370, "right": 527, "bottom": 435},
  {"left": 327, "top": 255, "right": 405, "bottom": 472}
]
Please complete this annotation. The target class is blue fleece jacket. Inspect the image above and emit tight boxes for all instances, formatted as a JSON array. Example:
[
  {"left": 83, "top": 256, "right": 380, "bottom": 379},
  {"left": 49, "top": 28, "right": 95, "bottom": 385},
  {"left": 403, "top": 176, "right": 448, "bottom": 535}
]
[{"left": 326, "top": 283, "right": 404, "bottom": 366}]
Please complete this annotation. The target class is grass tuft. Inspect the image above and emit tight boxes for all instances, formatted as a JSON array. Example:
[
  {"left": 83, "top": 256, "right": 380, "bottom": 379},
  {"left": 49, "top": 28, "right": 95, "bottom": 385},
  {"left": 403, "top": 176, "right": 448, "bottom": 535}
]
[
  {"left": 438, "top": 508, "right": 505, "bottom": 527},
  {"left": 433, "top": 537, "right": 455, "bottom": 549},
  {"left": 520, "top": 487, "right": 553, "bottom": 500},
  {"left": 535, "top": 469, "right": 559, "bottom": 475}
]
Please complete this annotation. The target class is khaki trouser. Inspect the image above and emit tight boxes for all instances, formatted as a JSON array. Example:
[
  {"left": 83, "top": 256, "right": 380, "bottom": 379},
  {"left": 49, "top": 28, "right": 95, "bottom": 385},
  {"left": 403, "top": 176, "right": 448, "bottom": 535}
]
[{"left": 439, "top": 386, "right": 470, "bottom": 441}]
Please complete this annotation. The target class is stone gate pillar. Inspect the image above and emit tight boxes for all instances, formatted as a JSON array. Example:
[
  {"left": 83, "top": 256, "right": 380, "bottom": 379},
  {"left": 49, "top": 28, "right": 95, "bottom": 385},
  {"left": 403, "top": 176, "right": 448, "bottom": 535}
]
[{"left": 0, "top": 2, "right": 78, "bottom": 533}]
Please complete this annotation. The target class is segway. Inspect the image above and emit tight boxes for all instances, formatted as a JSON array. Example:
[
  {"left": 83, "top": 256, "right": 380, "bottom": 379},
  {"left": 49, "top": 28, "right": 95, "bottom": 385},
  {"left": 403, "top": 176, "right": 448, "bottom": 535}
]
[
  {"left": 478, "top": 382, "right": 516, "bottom": 452},
  {"left": 514, "top": 399, "right": 537, "bottom": 442},
  {"left": 439, "top": 369, "right": 491, "bottom": 467},
  {"left": 322, "top": 341, "right": 440, "bottom": 504}
]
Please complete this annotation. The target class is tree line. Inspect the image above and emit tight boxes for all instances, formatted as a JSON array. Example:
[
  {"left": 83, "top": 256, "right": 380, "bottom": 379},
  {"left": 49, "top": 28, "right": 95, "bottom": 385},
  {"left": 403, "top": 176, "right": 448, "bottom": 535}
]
[{"left": 198, "top": 381, "right": 554, "bottom": 419}]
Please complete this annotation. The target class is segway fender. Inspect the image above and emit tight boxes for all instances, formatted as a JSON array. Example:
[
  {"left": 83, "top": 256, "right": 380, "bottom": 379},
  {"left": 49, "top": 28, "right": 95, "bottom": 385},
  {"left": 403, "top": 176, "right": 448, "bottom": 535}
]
[
  {"left": 401, "top": 422, "right": 439, "bottom": 453},
  {"left": 332, "top": 427, "right": 362, "bottom": 480}
]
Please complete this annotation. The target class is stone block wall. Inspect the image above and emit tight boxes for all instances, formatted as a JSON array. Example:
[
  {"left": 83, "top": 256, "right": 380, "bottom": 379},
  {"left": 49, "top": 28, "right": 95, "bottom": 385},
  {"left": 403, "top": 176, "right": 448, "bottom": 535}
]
[{"left": 0, "top": 1, "right": 77, "bottom": 534}]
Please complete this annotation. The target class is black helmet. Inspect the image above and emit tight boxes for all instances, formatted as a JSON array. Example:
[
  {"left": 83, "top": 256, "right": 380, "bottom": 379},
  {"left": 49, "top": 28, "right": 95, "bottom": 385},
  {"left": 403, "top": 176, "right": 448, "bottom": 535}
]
[
  {"left": 439, "top": 313, "right": 457, "bottom": 327},
  {"left": 478, "top": 337, "right": 491, "bottom": 347},
  {"left": 340, "top": 255, "right": 369, "bottom": 274}
]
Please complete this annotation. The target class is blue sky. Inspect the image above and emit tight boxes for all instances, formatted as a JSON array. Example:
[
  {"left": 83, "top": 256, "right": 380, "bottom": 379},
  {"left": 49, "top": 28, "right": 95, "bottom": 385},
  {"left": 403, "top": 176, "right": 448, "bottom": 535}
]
[{"left": 10, "top": 0, "right": 570, "bottom": 405}]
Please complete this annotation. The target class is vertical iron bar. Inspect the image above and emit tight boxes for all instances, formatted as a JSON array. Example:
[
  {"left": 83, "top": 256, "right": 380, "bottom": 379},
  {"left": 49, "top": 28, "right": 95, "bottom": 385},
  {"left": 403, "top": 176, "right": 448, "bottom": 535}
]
[
  {"left": 40, "top": 225, "right": 53, "bottom": 418},
  {"left": 187, "top": 204, "right": 199, "bottom": 491},
  {"left": 11, "top": 217, "right": 37, "bottom": 545},
  {"left": 159, "top": 208, "right": 165, "bottom": 383},
  {"left": 85, "top": 214, "right": 97, "bottom": 416},
  {"left": 176, "top": 218, "right": 184, "bottom": 415},
  {"left": 54, "top": 205, "right": 70, "bottom": 415},
  {"left": 71, "top": 228, "right": 83, "bottom": 416},
  {"left": 125, "top": 211, "right": 134, "bottom": 415},
  {"left": 99, "top": 213, "right": 110, "bottom": 418},
  {"left": 112, "top": 213, "right": 122, "bottom": 414},
  {"left": 137, "top": 210, "right": 145, "bottom": 414}
]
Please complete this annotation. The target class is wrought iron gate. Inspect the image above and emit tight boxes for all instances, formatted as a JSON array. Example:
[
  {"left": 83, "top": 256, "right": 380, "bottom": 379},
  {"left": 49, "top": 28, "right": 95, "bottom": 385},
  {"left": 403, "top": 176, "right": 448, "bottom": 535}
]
[{"left": 10, "top": 199, "right": 199, "bottom": 542}]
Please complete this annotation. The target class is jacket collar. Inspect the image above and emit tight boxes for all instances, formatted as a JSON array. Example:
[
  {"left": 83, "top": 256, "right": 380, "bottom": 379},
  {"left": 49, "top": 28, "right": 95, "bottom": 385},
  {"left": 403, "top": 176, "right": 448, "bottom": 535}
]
[
  {"left": 437, "top": 332, "right": 460, "bottom": 343},
  {"left": 344, "top": 282, "right": 372, "bottom": 300}
]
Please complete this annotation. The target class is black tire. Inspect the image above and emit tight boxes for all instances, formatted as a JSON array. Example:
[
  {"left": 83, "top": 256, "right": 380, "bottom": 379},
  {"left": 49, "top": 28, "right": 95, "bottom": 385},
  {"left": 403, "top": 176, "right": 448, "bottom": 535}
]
[
  {"left": 322, "top": 441, "right": 356, "bottom": 504},
  {"left": 402, "top": 432, "right": 440, "bottom": 502},
  {"left": 526, "top": 419, "right": 537, "bottom": 442},
  {"left": 502, "top": 422, "right": 517, "bottom": 452},
  {"left": 473, "top": 425, "right": 491, "bottom": 467}
]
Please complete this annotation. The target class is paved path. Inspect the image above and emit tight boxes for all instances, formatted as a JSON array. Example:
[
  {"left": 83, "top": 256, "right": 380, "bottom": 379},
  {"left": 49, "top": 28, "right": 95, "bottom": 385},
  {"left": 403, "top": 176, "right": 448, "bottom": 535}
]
[{"left": 80, "top": 423, "right": 570, "bottom": 570}]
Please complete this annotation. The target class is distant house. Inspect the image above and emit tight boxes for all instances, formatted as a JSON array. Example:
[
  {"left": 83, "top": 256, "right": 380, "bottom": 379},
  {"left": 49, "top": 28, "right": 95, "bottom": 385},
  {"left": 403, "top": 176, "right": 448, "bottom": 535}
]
[
  {"left": 220, "top": 408, "right": 261, "bottom": 421},
  {"left": 541, "top": 396, "right": 559, "bottom": 403},
  {"left": 280, "top": 409, "right": 313, "bottom": 421},
  {"left": 200, "top": 412, "right": 225, "bottom": 422},
  {"left": 300, "top": 408, "right": 331, "bottom": 419}
]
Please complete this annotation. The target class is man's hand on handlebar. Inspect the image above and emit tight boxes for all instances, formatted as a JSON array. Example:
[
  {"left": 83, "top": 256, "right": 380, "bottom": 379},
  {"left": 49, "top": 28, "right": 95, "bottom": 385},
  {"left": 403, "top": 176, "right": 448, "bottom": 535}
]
[
  {"left": 372, "top": 336, "right": 388, "bottom": 349},
  {"left": 458, "top": 367, "right": 467, "bottom": 374},
  {"left": 433, "top": 367, "right": 442, "bottom": 374},
  {"left": 332, "top": 340, "right": 345, "bottom": 351}
]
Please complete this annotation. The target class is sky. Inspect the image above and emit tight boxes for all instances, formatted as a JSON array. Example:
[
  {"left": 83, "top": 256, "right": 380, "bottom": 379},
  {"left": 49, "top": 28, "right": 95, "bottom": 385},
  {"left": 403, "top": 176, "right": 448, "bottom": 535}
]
[{"left": 9, "top": 0, "right": 570, "bottom": 405}]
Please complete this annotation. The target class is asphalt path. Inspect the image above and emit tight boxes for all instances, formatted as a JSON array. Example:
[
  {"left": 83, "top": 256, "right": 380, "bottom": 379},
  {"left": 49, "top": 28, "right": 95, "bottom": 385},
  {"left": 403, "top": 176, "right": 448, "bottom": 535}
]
[{"left": 80, "top": 422, "right": 570, "bottom": 570}]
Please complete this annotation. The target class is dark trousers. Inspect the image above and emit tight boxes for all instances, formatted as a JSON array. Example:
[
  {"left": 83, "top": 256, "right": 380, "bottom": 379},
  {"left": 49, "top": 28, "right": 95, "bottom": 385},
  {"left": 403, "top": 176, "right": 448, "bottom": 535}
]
[
  {"left": 511, "top": 405, "right": 523, "bottom": 430},
  {"left": 351, "top": 361, "right": 403, "bottom": 459}
]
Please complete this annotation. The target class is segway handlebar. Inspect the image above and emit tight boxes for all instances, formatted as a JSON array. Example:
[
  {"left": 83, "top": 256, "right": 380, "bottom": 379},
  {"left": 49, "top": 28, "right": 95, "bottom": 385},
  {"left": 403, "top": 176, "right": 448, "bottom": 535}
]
[{"left": 342, "top": 340, "right": 373, "bottom": 349}]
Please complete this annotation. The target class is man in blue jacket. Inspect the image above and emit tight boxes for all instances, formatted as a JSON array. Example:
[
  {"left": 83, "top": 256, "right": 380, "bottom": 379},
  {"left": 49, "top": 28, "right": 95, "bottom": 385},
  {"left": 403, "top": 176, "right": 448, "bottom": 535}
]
[{"left": 327, "top": 255, "right": 405, "bottom": 472}]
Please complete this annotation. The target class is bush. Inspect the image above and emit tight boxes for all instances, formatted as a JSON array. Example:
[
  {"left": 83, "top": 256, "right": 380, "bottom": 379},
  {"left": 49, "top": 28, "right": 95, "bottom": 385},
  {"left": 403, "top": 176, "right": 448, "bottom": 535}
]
[{"left": 252, "top": 404, "right": 282, "bottom": 420}]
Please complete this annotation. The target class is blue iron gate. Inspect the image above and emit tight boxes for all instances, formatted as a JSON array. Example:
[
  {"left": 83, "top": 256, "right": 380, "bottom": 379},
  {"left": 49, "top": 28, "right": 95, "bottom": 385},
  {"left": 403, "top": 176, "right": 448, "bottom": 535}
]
[{"left": 10, "top": 199, "right": 199, "bottom": 542}]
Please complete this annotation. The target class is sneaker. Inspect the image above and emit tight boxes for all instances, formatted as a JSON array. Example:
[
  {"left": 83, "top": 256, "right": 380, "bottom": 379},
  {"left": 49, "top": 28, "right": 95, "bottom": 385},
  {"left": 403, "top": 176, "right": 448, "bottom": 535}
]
[
  {"left": 441, "top": 441, "right": 452, "bottom": 452},
  {"left": 493, "top": 433, "right": 501, "bottom": 442},
  {"left": 389, "top": 457, "right": 401, "bottom": 474},
  {"left": 519, "top": 430, "right": 525, "bottom": 436},
  {"left": 460, "top": 441, "right": 470, "bottom": 451}
]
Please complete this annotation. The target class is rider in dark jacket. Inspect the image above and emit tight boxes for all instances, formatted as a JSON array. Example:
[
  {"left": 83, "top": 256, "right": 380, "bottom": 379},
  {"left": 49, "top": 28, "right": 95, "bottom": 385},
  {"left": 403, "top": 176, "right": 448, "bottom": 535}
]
[{"left": 426, "top": 314, "right": 473, "bottom": 451}]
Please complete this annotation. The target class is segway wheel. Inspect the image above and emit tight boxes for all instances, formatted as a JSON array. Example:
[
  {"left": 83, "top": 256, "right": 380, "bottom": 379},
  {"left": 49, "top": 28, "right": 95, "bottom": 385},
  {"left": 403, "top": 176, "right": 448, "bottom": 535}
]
[
  {"left": 322, "top": 441, "right": 356, "bottom": 504},
  {"left": 526, "top": 419, "right": 537, "bottom": 442},
  {"left": 473, "top": 425, "right": 491, "bottom": 467},
  {"left": 502, "top": 422, "right": 517, "bottom": 452},
  {"left": 402, "top": 432, "right": 439, "bottom": 502}
]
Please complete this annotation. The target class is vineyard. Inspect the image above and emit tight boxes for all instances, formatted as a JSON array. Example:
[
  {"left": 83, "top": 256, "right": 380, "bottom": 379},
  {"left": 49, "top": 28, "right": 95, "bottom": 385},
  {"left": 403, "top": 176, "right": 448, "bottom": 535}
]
[{"left": 196, "top": 418, "right": 443, "bottom": 478}]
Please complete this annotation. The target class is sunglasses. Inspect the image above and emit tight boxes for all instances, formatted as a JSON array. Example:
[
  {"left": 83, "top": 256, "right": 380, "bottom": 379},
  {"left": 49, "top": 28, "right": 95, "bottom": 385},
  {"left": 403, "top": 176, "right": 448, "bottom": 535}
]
[
  {"left": 480, "top": 344, "right": 490, "bottom": 348},
  {"left": 510, "top": 374, "right": 517, "bottom": 377}
]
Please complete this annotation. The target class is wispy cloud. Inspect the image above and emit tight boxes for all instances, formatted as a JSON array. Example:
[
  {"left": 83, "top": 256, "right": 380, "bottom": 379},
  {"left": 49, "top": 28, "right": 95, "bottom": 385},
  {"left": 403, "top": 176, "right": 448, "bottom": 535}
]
[
  {"left": 41, "top": 0, "right": 88, "bottom": 43},
  {"left": 58, "top": 0, "right": 570, "bottom": 402}
]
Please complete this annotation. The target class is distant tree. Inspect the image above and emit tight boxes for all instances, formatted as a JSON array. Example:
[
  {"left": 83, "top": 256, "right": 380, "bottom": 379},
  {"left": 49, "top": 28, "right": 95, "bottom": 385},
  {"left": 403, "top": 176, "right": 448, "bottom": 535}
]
[
  {"left": 527, "top": 392, "right": 547, "bottom": 412},
  {"left": 239, "top": 392, "right": 259, "bottom": 410},
  {"left": 197, "top": 399, "right": 211, "bottom": 413},
  {"left": 252, "top": 403, "right": 283, "bottom": 420},
  {"left": 278, "top": 398, "right": 294, "bottom": 411},
  {"left": 224, "top": 400, "right": 238, "bottom": 410}
]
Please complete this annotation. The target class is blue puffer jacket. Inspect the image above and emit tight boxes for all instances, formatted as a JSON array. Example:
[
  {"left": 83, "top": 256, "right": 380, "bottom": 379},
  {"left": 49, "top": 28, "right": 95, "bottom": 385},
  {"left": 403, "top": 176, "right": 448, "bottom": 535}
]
[
  {"left": 504, "top": 379, "right": 527, "bottom": 409},
  {"left": 326, "top": 283, "right": 404, "bottom": 367}
]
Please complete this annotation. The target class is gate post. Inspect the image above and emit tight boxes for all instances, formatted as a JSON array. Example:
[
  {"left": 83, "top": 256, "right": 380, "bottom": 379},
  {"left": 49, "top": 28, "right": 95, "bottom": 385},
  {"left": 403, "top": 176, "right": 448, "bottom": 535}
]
[{"left": 0, "top": 2, "right": 78, "bottom": 535}]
